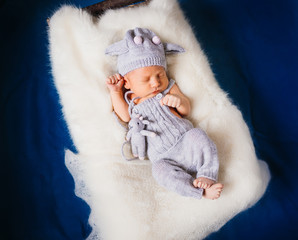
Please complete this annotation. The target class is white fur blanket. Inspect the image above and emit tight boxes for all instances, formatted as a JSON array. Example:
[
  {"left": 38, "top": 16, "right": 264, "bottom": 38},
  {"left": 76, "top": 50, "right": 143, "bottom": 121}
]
[{"left": 49, "top": 0, "right": 270, "bottom": 239}]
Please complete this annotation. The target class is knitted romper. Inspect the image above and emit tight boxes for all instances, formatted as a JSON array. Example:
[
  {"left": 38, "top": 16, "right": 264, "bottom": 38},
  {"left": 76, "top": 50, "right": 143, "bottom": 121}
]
[{"left": 127, "top": 79, "right": 219, "bottom": 199}]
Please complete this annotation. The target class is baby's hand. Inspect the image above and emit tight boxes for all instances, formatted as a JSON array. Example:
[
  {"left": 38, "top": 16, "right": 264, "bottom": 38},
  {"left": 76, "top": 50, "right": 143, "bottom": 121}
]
[
  {"left": 160, "top": 94, "right": 181, "bottom": 108},
  {"left": 106, "top": 73, "right": 124, "bottom": 93}
]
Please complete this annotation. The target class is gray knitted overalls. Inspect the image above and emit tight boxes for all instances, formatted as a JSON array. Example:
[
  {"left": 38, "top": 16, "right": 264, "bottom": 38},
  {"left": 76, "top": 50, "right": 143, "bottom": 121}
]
[{"left": 127, "top": 79, "right": 219, "bottom": 199}]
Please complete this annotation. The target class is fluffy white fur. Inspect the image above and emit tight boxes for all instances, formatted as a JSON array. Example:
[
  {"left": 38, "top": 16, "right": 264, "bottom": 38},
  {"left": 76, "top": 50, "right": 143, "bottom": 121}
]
[{"left": 49, "top": 0, "right": 270, "bottom": 239}]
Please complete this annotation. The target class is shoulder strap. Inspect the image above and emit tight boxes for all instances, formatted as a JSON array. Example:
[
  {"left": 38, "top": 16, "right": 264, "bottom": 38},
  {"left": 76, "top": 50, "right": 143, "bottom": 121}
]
[
  {"left": 124, "top": 90, "right": 140, "bottom": 117},
  {"left": 163, "top": 79, "right": 176, "bottom": 95},
  {"left": 124, "top": 90, "right": 134, "bottom": 104}
]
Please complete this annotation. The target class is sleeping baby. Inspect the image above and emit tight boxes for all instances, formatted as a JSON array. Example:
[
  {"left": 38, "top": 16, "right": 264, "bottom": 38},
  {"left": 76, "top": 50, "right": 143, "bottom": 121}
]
[{"left": 105, "top": 28, "right": 223, "bottom": 200}]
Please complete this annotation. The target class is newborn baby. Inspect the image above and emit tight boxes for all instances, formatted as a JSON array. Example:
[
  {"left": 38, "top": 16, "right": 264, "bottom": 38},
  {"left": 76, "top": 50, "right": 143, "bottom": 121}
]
[{"left": 105, "top": 28, "right": 223, "bottom": 200}]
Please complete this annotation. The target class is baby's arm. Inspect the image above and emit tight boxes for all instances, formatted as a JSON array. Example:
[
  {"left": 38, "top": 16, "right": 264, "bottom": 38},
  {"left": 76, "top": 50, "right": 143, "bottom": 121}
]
[
  {"left": 106, "top": 74, "right": 130, "bottom": 122},
  {"left": 160, "top": 83, "right": 191, "bottom": 116}
]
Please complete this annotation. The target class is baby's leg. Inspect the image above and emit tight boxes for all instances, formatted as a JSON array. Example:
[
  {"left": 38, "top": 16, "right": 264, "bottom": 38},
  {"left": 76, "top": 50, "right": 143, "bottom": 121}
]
[
  {"left": 152, "top": 159, "right": 203, "bottom": 199},
  {"left": 189, "top": 129, "right": 223, "bottom": 198},
  {"left": 193, "top": 135, "right": 220, "bottom": 187}
]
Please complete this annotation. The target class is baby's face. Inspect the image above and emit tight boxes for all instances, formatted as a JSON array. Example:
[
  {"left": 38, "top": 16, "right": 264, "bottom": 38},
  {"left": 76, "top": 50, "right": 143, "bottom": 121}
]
[{"left": 124, "top": 66, "right": 169, "bottom": 98}]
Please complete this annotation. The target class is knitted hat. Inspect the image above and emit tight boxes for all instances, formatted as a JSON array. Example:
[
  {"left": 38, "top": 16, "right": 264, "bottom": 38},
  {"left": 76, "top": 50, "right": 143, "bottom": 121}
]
[{"left": 105, "top": 28, "right": 185, "bottom": 76}]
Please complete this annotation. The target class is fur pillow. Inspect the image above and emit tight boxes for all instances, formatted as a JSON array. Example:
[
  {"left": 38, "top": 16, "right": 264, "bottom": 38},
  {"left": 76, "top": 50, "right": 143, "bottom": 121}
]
[{"left": 49, "top": 0, "right": 270, "bottom": 239}]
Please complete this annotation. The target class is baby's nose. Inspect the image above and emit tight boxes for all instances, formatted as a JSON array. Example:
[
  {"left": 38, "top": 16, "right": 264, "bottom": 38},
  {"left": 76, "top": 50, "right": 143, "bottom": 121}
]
[{"left": 150, "top": 77, "right": 160, "bottom": 88}]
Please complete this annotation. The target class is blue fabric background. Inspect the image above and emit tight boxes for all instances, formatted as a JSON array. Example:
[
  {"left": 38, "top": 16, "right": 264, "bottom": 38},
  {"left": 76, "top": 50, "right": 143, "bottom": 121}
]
[{"left": 1, "top": 0, "right": 297, "bottom": 239}]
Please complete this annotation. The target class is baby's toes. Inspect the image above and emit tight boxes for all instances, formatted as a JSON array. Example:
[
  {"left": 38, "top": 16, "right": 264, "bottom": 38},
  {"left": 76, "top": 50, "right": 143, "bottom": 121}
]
[
  {"left": 193, "top": 179, "right": 199, "bottom": 187},
  {"left": 216, "top": 188, "right": 222, "bottom": 196}
]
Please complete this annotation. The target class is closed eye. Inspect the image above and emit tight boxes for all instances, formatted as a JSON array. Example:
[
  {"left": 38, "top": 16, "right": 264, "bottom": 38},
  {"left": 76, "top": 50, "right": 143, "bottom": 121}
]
[
  {"left": 140, "top": 78, "right": 149, "bottom": 83},
  {"left": 158, "top": 72, "right": 165, "bottom": 78}
]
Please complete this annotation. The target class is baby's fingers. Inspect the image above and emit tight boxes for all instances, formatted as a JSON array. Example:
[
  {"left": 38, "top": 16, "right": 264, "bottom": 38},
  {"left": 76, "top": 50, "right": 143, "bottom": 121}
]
[
  {"left": 106, "top": 76, "right": 115, "bottom": 84},
  {"left": 111, "top": 75, "right": 118, "bottom": 84},
  {"left": 169, "top": 97, "right": 180, "bottom": 108},
  {"left": 160, "top": 95, "right": 181, "bottom": 108},
  {"left": 111, "top": 73, "right": 123, "bottom": 84},
  {"left": 116, "top": 78, "right": 124, "bottom": 88},
  {"left": 160, "top": 95, "right": 168, "bottom": 106},
  {"left": 115, "top": 73, "right": 123, "bottom": 81},
  {"left": 106, "top": 74, "right": 122, "bottom": 84}
]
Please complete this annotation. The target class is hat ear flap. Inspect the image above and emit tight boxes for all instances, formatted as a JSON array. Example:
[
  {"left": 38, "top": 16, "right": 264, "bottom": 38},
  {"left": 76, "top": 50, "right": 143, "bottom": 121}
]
[
  {"left": 105, "top": 40, "right": 128, "bottom": 56},
  {"left": 164, "top": 43, "right": 185, "bottom": 54}
]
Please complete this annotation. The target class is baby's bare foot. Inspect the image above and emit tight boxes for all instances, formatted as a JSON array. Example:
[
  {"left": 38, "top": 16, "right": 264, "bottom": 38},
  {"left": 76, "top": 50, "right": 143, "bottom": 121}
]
[
  {"left": 203, "top": 183, "right": 224, "bottom": 200},
  {"left": 193, "top": 177, "right": 215, "bottom": 189}
]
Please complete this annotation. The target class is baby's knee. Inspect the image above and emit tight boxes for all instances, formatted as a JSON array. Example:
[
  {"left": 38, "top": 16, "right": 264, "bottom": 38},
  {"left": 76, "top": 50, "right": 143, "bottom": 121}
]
[{"left": 152, "top": 160, "right": 179, "bottom": 183}]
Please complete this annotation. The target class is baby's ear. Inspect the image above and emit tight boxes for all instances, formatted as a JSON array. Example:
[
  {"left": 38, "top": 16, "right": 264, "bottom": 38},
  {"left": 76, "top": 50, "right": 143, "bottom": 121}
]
[
  {"left": 105, "top": 40, "right": 128, "bottom": 56},
  {"left": 123, "top": 76, "right": 130, "bottom": 89},
  {"left": 164, "top": 43, "right": 185, "bottom": 54}
]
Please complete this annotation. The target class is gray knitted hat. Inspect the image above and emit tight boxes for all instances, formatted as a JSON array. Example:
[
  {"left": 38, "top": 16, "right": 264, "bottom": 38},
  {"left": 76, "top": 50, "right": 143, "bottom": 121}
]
[{"left": 105, "top": 28, "right": 185, "bottom": 76}]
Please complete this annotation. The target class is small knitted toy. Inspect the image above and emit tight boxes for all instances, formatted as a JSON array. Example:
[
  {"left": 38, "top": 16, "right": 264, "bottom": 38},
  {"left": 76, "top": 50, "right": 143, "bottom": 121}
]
[{"left": 122, "top": 115, "right": 156, "bottom": 161}]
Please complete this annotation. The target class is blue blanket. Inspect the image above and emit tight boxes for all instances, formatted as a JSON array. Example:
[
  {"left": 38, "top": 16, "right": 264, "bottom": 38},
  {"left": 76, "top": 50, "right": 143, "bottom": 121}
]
[{"left": 1, "top": 0, "right": 297, "bottom": 239}]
